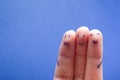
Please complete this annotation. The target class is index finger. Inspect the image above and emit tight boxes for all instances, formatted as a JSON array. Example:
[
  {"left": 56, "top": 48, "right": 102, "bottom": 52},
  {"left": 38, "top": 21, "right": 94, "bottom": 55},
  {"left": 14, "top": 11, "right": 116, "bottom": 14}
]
[{"left": 54, "top": 30, "right": 76, "bottom": 80}]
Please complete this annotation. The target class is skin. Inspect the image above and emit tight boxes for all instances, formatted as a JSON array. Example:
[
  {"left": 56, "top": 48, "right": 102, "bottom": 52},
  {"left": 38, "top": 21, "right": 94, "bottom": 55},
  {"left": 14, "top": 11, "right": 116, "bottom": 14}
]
[{"left": 54, "top": 26, "right": 103, "bottom": 80}]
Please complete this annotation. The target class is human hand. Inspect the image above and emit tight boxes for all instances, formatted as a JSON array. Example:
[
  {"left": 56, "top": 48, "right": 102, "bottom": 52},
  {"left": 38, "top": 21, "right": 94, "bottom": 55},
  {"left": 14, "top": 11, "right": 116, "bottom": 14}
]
[{"left": 54, "top": 26, "right": 103, "bottom": 80}]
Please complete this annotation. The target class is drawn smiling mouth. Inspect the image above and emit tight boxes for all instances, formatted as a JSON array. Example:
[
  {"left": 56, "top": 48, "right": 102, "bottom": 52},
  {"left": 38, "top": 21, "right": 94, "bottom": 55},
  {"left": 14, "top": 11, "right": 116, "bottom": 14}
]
[
  {"left": 64, "top": 42, "right": 69, "bottom": 46},
  {"left": 79, "top": 42, "right": 84, "bottom": 46},
  {"left": 93, "top": 40, "right": 98, "bottom": 44}
]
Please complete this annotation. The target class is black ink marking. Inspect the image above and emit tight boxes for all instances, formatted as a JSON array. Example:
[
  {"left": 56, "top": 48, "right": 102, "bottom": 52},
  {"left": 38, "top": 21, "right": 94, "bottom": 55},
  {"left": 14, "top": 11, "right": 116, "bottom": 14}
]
[
  {"left": 90, "top": 34, "right": 93, "bottom": 36},
  {"left": 97, "top": 33, "right": 100, "bottom": 36},
  {"left": 77, "top": 34, "right": 79, "bottom": 37},
  {"left": 69, "top": 34, "right": 70, "bottom": 38},
  {"left": 93, "top": 40, "right": 98, "bottom": 44},
  {"left": 64, "top": 42, "right": 69, "bottom": 46},
  {"left": 83, "top": 34, "right": 85, "bottom": 37},
  {"left": 57, "top": 61, "right": 60, "bottom": 66},
  {"left": 97, "top": 60, "right": 103, "bottom": 69},
  {"left": 79, "top": 42, "right": 84, "bottom": 46}
]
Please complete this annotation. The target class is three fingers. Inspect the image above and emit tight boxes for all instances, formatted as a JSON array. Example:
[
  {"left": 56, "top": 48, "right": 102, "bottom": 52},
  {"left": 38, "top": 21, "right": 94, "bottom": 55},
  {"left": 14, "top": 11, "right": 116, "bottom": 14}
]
[{"left": 54, "top": 27, "right": 103, "bottom": 80}]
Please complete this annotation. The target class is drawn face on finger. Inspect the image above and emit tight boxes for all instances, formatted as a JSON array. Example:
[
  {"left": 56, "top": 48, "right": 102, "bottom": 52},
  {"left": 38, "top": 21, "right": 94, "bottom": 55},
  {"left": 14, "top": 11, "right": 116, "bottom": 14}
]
[
  {"left": 90, "top": 33, "right": 101, "bottom": 44},
  {"left": 77, "top": 34, "right": 86, "bottom": 46},
  {"left": 63, "top": 34, "right": 71, "bottom": 46}
]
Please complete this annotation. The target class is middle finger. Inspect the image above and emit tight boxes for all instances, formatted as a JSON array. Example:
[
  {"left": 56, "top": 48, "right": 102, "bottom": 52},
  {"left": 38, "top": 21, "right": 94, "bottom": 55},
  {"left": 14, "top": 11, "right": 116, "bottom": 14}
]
[{"left": 74, "top": 27, "right": 89, "bottom": 80}]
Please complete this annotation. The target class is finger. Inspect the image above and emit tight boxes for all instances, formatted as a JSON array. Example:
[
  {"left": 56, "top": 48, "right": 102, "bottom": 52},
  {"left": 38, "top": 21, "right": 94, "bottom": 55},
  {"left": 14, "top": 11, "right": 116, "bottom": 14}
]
[
  {"left": 54, "top": 30, "right": 76, "bottom": 80},
  {"left": 74, "top": 27, "right": 89, "bottom": 80},
  {"left": 85, "top": 29, "right": 103, "bottom": 80}
]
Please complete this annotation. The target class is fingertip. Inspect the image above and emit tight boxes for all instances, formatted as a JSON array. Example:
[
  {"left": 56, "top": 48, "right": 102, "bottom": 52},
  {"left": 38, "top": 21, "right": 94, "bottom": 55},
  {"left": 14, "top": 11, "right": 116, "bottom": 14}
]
[
  {"left": 63, "top": 30, "right": 75, "bottom": 40},
  {"left": 76, "top": 26, "right": 89, "bottom": 33},
  {"left": 87, "top": 29, "right": 103, "bottom": 59},
  {"left": 63, "top": 30, "right": 75, "bottom": 38},
  {"left": 90, "top": 29, "right": 103, "bottom": 38},
  {"left": 76, "top": 26, "right": 89, "bottom": 39},
  {"left": 61, "top": 30, "right": 76, "bottom": 47}
]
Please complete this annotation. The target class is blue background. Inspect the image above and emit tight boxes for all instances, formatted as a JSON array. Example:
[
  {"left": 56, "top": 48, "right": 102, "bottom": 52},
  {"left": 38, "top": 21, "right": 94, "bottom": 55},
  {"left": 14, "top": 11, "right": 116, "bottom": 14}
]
[{"left": 0, "top": 0, "right": 120, "bottom": 80}]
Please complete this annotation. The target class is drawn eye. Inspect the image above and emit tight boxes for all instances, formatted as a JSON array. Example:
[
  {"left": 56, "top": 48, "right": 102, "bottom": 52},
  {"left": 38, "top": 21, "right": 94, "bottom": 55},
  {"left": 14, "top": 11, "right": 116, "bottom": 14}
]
[
  {"left": 90, "top": 34, "right": 93, "bottom": 36},
  {"left": 97, "top": 33, "right": 100, "bottom": 36},
  {"left": 83, "top": 34, "right": 85, "bottom": 37},
  {"left": 68, "top": 34, "right": 70, "bottom": 38},
  {"left": 77, "top": 34, "right": 79, "bottom": 37}
]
